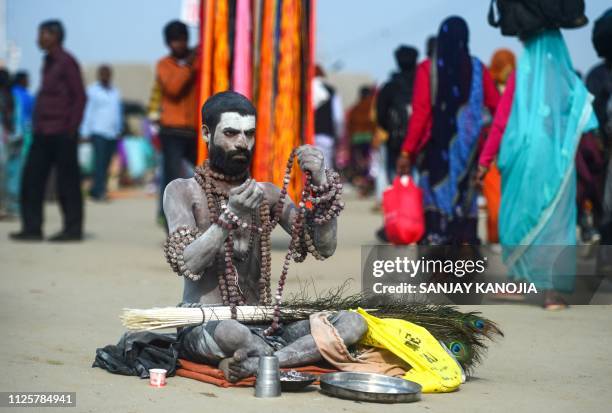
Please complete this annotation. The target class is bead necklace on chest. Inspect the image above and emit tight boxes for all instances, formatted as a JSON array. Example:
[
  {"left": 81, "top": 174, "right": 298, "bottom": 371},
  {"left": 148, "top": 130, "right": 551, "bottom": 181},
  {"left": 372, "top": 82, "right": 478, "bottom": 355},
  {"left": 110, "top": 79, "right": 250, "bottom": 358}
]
[{"left": 173, "top": 149, "right": 344, "bottom": 335}]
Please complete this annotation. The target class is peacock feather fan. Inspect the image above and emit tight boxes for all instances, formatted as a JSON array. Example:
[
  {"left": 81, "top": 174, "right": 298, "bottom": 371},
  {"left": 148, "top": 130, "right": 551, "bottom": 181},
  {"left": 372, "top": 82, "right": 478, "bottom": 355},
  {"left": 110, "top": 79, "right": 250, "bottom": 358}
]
[{"left": 279, "top": 281, "right": 503, "bottom": 373}]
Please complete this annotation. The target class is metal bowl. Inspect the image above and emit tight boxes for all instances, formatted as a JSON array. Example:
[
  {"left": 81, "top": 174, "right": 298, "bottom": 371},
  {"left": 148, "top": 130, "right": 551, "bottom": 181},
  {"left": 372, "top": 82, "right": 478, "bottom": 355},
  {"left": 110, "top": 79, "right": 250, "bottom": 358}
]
[
  {"left": 319, "top": 372, "right": 421, "bottom": 403},
  {"left": 279, "top": 370, "right": 317, "bottom": 391}
]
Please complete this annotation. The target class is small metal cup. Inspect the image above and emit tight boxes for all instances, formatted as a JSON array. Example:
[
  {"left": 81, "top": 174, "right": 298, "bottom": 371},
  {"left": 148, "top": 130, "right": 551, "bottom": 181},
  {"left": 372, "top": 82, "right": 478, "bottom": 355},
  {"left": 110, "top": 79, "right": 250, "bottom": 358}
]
[{"left": 255, "top": 356, "right": 281, "bottom": 398}]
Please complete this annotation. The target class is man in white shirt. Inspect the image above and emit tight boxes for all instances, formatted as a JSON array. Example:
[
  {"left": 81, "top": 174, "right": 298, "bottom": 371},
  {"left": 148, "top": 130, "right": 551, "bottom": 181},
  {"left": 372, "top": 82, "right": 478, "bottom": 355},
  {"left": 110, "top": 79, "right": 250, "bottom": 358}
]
[{"left": 80, "top": 65, "right": 122, "bottom": 200}]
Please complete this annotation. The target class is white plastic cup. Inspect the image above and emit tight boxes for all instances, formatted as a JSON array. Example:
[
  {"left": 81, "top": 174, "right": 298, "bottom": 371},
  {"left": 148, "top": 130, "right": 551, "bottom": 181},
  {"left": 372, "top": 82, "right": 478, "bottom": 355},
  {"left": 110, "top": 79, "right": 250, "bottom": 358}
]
[{"left": 149, "top": 368, "right": 167, "bottom": 387}]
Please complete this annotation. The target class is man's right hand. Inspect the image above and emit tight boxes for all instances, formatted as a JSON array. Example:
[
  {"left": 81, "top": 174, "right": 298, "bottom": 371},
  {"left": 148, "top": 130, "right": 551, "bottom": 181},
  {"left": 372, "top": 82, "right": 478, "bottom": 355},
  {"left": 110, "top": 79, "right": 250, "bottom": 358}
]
[{"left": 227, "top": 179, "right": 264, "bottom": 215}]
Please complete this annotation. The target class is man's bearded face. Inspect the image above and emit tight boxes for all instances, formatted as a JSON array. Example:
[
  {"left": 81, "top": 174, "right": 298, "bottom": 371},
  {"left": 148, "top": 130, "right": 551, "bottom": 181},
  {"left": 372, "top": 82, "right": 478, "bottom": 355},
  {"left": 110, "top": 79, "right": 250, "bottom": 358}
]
[{"left": 208, "top": 112, "right": 256, "bottom": 176}]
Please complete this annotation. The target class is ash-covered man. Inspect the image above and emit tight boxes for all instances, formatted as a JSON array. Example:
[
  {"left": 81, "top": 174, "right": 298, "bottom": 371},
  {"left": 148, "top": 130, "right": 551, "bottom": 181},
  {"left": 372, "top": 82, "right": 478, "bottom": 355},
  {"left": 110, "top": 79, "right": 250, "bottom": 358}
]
[{"left": 163, "top": 91, "right": 365, "bottom": 382}]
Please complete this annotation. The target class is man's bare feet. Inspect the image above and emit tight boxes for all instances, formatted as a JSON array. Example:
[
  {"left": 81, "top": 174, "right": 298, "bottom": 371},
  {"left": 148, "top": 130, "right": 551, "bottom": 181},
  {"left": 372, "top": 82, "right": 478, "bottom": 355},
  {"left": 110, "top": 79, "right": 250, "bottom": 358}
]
[{"left": 218, "top": 349, "right": 259, "bottom": 382}]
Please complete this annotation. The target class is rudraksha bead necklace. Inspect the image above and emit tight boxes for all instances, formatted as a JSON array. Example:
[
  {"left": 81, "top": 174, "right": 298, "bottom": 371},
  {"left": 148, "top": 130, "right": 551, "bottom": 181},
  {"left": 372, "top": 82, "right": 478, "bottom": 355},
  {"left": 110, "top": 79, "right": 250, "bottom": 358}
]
[{"left": 169, "top": 150, "right": 344, "bottom": 334}]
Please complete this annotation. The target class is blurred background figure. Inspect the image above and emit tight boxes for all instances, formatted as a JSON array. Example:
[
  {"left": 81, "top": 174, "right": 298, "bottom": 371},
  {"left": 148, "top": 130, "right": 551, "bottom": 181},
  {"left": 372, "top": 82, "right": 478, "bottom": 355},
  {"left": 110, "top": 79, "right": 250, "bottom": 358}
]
[
  {"left": 11, "top": 20, "right": 86, "bottom": 242},
  {"left": 478, "top": 29, "right": 599, "bottom": 309},
  {"left": 345, "top": 85, "right": 376, "bottom": 196},
  {"left": 80, "top": 64, "right": 123, "bottom": 201},
  {"left": 0, "top": 68, "right": 15, "bottom": 219},
  {"left": 481, "top": 49, "right": 516, "bottom": 246},
  {"left": 587, "top": 8, "right": 612, "bottom": 244},
  {"left": 587, "top": 8, "right": 612, "bottom": 272},
  {"left": 375, "top": 45, "right": 419, "bottom": 182},
  {"left": 373, "top": 44, "right": 419, "bottom": 242},
  {"left": 156, "top": 20, "right": 199, "bottom": 228},
  {"left": 8, "top": 72, "right": 35, "bottom": 216},
  {"left": 398, "top": 16, "right": 499, "bottom": 245},
  {"left": 313, "top": 64, "right": 343, "bottom": 169},
  {"left": 575, "top": 12, "right": 607, "bottom": 248}
]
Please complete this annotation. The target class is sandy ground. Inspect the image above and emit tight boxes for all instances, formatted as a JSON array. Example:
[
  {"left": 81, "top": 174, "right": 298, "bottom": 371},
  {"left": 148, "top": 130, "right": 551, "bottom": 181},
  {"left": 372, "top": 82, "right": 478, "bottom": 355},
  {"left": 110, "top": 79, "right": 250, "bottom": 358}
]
[{"left": 0, "top": 191, "right": 611, "bottom": 413}]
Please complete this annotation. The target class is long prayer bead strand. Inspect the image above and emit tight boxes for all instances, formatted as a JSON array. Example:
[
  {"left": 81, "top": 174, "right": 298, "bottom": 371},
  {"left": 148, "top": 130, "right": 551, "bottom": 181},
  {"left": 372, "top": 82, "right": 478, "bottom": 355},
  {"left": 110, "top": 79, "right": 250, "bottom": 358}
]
[{"left": 187, "top": 153, "right": 344, "bottom": 334}]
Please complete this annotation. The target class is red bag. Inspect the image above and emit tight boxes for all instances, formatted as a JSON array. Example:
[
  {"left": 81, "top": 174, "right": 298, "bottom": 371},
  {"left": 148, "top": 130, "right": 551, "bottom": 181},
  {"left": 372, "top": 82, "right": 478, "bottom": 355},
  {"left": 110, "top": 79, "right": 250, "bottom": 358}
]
[{"left": 383, "top": 176, "right": 425, "bottom": 245}]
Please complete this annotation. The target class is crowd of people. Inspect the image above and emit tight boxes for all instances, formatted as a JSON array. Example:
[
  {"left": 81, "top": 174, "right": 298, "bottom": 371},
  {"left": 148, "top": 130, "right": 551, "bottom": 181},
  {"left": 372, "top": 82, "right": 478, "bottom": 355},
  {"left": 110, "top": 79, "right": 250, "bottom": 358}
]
[
  {"left": 1, "top": 9, "right": 611, "bottom": 307},
  {"left": 327, "top": 10, "right": 612, "bottom": 308},
  {"left": 0, "top": 19, "right": 198, "bottom": 238}
]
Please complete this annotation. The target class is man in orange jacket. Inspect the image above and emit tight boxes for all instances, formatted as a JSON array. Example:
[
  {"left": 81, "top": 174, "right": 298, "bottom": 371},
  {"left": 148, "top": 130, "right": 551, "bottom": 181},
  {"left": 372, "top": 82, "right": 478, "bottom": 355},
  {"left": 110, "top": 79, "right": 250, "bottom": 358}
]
[{"left": 156, "top": 20, "right": 199, "bottom": 228}]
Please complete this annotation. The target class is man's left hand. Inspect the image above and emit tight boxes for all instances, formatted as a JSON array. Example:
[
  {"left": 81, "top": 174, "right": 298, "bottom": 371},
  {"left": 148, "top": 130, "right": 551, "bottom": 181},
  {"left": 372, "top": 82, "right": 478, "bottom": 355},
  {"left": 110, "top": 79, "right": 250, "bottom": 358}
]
[{"left": 296, "top": 145, "right": 326, "bottom": 185}]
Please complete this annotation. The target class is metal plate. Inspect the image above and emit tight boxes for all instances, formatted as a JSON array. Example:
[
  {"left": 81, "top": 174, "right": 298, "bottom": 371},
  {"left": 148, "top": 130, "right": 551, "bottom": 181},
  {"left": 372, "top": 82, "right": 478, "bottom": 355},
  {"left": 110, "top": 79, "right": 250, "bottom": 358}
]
[
  {"left": 319, "top": 372, "right": 422, "bottom": 403},
  {"left": 279, "top": 371, "right": 316, "bottom": 391}
]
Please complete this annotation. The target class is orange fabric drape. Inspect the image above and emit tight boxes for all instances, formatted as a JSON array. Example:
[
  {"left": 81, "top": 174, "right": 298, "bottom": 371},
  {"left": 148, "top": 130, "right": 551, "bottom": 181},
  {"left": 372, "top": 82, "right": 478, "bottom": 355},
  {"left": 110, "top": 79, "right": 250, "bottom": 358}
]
[
  {"left": 212, "top": 0, "right": 230, "bottom": 93},
  {"left": 252, "top": 0, "right": 277, "bottom": 183},
  {"left": 271, "top": 0, "right": 303, "bottom": 195},
  {"left": 197, "top": 0, "right": 316, "bottom": 201},
  {"left": 482, "top": 163, "right": 501, "bottom": 243},
  {"left": 196, "top": 0, "right": 215, "bottom": 165}
]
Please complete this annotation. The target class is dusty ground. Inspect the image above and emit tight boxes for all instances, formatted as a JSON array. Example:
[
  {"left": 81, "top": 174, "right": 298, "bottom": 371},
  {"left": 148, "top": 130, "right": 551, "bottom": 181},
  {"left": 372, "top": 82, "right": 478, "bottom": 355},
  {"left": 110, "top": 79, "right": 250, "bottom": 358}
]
[{"left": 0, "top": 191, "right": 611, "bottom": 413}]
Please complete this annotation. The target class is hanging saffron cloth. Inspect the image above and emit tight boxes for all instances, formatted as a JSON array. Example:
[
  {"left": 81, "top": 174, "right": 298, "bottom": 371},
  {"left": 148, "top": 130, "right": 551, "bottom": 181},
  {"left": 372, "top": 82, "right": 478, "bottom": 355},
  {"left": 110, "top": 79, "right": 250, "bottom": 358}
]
[
  {"left": 212, "top": 0, "right": 230, "bottom": 93},
  {"left": 196, "top": 0, "right": 215, "bottom": 164},
  {"left": 232, "top": 0, "right": 252, "bottom": 99},
  {"left": 196, "top": 0, "right": 316, "bottom": 200},
  {"left": 272, "top": 0, "right": 303, "bottom": 195}
]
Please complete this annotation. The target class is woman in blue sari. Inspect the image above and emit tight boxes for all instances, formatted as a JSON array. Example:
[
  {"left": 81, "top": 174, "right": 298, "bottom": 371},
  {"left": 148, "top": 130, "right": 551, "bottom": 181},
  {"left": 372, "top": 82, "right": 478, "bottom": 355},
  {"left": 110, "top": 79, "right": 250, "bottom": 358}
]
[
  {"left": 398, "top": 16, "right": 499, "bottom": 244},
  {"left": 479, "top": 29, "right": 598, "bottom": 309}
]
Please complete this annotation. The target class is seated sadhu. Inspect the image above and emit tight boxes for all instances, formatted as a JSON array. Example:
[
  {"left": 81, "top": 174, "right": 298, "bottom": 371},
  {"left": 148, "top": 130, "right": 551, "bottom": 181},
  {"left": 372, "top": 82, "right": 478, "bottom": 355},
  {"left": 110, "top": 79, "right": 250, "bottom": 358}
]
[{"left": 163, "top": 91, "right": 366, "bottom": 382}]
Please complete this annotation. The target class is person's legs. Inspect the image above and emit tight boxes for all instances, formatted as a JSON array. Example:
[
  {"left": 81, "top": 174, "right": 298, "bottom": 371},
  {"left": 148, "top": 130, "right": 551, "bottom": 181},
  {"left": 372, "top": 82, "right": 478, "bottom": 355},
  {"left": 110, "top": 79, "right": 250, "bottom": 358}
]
[
  {"left": 17, "top": 134, "right": 53, "bottom": 236},
  {"left": 54, "top": 133, "right": 83, "bottom": 237},
  {"left": 160, "top": 131, "right": 185, "bottom": 228},
  {"left": 160, "top": 132, "right": 185, "bottom": 187},
  {"left": 220, "top": 311, "right": 367, "bottom": 382},
  {"left": 90, "top": 135, "right": 106, "bottom": 199},
  {"left": 104, "top": 139, "right": 118, "bottom": 195},
  {"left": 183, "top": 135, "right": 198, "bottom": 173},
  {"left": 211, "top": 320, "right": 273, "bottom": 382},
  {"left": 93, "top": 136, "right": 118, "bottom": 199},
  {"left": 5, "top": 140, "right": 24, "bottom": 216}
]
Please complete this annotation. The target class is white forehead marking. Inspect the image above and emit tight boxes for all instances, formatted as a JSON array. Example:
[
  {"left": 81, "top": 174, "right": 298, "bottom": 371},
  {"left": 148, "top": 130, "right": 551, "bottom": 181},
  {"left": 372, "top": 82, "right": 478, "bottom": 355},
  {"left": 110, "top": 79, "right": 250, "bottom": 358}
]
[{"left": 216, "top": 112, "right": 256, "bottom": 132}]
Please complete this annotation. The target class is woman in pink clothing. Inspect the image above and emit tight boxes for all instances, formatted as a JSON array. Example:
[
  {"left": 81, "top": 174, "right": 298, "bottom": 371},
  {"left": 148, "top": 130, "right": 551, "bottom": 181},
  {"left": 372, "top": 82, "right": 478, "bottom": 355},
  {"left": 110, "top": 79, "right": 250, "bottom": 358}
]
[
  {"left": 477, "top": 72, "right": 515, "bottom": 180},
  {"left": 397, "top": 16, "right": 499, "bottom": 244}
]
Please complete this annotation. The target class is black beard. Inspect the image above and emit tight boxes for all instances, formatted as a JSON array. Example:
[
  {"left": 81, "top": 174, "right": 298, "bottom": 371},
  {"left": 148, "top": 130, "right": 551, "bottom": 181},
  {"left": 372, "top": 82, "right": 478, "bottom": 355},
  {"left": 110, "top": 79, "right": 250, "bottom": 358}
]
[{"left": 209, "top": 143, "right": 252, "bottom": 176}]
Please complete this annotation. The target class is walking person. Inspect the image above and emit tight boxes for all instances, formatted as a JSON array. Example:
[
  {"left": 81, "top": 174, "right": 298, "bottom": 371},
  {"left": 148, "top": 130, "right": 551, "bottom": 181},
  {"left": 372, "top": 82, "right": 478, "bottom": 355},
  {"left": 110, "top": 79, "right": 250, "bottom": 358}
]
[
  {"left": 482, "top": 49, "right": 516, "bottom": 245},
  {"left": 346, "top": 86, "right": 376, "bottom": 195},
  {"left": 6, "top": 71, "right": 35, "bottom": 217},
  {"left": 10, "top": 20, "right": 86, "bottom": 242},
  {"left": 156, "top": 20, "right": 199, "bottom": 228},
  {"left": 376, "top": 45, "right": 419, "bottom": 182},
  {"left": 313, "top": 65, "right": 343, "bottom": 169},
  {"left": 0, "top": 68, "right": 15, "bottom": 219},
  {"left": 397, "top": 16, "right": 499, "bottom": 245},
  {"left": 81, "top": 65, "right": 122, "bottom": 201},
  {"left": 586, "top": 8, "right": 612, "bottom": 272},
  {"left": 478, "top": 29, "right": 599, "bottom": 309}
]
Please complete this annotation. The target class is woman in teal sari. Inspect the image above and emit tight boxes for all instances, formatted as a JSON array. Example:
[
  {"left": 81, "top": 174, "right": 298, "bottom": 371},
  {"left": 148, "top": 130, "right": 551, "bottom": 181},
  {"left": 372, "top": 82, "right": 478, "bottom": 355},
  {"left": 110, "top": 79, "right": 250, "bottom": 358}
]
[{"left": 480, "top": 29, "right": 598, "bottom": 309}]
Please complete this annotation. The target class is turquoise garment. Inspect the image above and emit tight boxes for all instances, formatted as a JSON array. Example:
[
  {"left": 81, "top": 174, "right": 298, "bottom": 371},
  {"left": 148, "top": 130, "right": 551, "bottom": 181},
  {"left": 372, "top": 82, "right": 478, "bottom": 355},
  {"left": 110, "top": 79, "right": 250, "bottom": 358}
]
[{"left": 498, "top": 30, "right": 598, "bottom": 290}]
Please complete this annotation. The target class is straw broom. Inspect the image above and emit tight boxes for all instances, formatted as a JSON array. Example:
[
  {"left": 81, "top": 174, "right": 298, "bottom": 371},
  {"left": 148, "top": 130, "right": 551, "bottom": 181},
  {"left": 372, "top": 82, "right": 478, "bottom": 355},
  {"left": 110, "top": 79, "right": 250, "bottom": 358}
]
[
  {"left": 120, "top": 306, "right": 279, "bottom": 331},
  {"left": 120, "top": 282, "right": 503, "bottom": 372}
]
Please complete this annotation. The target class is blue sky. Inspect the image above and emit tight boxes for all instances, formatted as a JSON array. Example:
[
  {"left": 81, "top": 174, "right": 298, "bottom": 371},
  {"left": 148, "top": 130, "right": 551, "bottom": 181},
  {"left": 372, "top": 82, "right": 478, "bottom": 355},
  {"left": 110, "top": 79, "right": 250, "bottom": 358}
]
[{"left": 6, "top": 0, "right": 611, "bottom": 90}]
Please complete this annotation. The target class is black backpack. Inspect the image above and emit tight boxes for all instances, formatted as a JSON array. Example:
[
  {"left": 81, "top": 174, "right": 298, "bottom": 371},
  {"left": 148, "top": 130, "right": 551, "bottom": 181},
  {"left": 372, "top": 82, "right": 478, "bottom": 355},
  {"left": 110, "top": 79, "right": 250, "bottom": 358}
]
[{"left": 488, "top": 0, "right": 588, "bottom": 38}]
